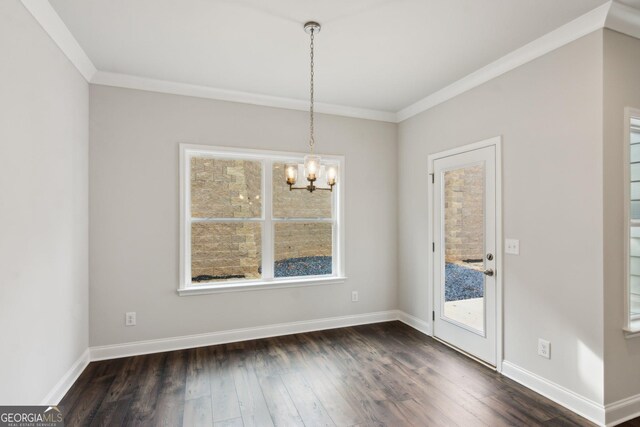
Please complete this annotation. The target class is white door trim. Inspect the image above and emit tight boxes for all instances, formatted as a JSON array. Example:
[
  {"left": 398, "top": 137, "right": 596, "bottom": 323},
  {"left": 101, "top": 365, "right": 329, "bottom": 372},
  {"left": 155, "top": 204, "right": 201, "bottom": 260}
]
[{"left": 427, "top": 136, "right": 503, "bottom": 372}]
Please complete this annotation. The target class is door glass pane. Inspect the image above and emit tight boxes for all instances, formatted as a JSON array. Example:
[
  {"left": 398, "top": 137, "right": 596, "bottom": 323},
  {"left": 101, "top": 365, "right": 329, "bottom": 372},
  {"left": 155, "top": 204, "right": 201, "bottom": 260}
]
[
  {"left": 274, "top": 222, "right": 332, "bottom": 277},
  {"left": 443, "top": 164, "right": 485, "bottom": 333}
]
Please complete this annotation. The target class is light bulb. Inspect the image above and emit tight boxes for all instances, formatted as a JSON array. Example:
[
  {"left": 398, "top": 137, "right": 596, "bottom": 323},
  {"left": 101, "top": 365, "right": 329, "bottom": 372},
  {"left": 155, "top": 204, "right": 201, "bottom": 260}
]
[
  {"left": 304, "top": 155, "right": 320, "bottom": 181},
  {"left": 326, "top": 165, "right": 338, "bottom": 186},
  {"left": 285, "top": 164, "right": 298, "bottom": 185}
]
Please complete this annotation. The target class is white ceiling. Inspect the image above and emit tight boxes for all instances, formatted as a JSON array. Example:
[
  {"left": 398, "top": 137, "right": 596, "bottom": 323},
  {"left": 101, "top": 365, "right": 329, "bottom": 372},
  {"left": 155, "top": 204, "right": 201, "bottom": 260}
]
[{"left": 49, "top": 0, "right": 609, "bottom": 113}]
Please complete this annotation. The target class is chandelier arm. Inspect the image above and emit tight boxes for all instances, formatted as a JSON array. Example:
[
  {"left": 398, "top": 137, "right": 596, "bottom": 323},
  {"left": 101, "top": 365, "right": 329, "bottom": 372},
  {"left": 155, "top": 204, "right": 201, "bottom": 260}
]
[{"left": 288, "top": 184, "right": 333, "bottom": 192}]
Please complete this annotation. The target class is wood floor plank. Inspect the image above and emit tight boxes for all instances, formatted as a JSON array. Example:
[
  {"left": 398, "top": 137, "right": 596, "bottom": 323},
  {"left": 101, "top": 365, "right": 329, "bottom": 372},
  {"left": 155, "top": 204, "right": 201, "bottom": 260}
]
[
  {"left": 209, "top": 347, "right": 242, "bottom": 423},
  {"left": 396, "top": 397, "right": 462, "bottom": 427},
  {"left": 58, "top": 321, "right": 619, "bottom": 427},
  {"left": 122, "top": 352, "right": 166, "bottom": 426},
  {"left": 258, "top": 375, "right": 304, "bottom": 426},
  {"left": 186, "top": 347, "right": 211, "bottom": 401},
  {"left": 479, "top": 394, "right": 547, "bottom": 426},
  {"left": 89, "top": 398, "right": 132, "bottom": 427},
  {"left": 213, "top": 417, "right": 244, "bottom": 427},
  {"left": 233, "top": 363, "right": 274, "bottom": 427},
  {"left": 280, "top": 372, "right": 335, "bottom": 427},
  {"left": 102, "top": 356, "right": 144, "bottom": 404},
  {"left": 183, "top": 395, "right": 213, "bottom": 427},
  {"left": 544, "top": 414, "right": 597, "bottom": 426},
  {"left": 296, "top": 364, "right": 363, "bottom": 426},
  {"left": 152, "top": 350, "right": 188, "bottom": 427},
  {"left": 63, "top": 374, "right": 115, "bottom": 426}
]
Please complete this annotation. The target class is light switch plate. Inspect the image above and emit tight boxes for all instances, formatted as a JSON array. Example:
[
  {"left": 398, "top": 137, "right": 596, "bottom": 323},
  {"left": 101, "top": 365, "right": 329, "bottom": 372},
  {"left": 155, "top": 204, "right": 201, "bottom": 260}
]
[{"left": 505, "top": 238, "right": 520, "bottom": 255}]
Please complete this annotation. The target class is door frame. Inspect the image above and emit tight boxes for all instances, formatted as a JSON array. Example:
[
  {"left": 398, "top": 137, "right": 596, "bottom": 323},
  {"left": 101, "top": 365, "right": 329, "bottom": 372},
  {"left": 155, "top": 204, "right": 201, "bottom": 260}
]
[{"left": 427, "top": 136, "right": 503, "bottom": 372}]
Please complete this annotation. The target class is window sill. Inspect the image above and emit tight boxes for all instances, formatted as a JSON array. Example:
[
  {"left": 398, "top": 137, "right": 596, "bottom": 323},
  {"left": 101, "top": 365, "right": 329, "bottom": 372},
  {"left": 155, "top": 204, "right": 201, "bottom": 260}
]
[
  {"left": 177, "top": 276, "right": 347, "bottom": 296},
  {"left": 624, "top": 319, "right": 640, "bottom": 338}
]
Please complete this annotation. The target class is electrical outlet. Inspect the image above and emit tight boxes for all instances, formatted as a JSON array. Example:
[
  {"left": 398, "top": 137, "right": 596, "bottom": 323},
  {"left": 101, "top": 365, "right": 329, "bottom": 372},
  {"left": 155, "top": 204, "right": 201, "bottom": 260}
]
[
  {"left": 351, "top": 291, "right": 359, "bottom": 302},
  {"left": 125, "top": 312, "right": 136, "bottom": 326},
  {"left": 505, "top": 238, "right": 520, "bottom": 255},
  {"left": 538, "top": 338, "right": 550, "bottom": 359}
]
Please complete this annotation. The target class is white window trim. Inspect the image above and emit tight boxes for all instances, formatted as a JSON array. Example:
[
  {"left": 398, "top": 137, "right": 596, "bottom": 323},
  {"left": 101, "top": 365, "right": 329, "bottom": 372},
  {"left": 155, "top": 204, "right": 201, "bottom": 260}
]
[
  {"left": 178, "top": 143, "right": 346, "bottom": 296},
  {"left": 624, "top": 107, "right": 640, "bottom": 337}
]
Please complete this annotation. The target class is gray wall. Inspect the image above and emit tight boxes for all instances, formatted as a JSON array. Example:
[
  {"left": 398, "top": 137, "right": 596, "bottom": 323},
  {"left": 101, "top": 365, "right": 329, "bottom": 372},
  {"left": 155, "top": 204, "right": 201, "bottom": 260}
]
[
  {"left": 0, "top": 1, "right": 89, "bottom": 404},
  {"left": 89, "top": 85, "right": 397, "bottom": 346},
  {"left": 398, "top": 31, "right": 605, "bottom": 403},
  {"left": 603, "top": 29, "right": 640, "bottom": 405}
]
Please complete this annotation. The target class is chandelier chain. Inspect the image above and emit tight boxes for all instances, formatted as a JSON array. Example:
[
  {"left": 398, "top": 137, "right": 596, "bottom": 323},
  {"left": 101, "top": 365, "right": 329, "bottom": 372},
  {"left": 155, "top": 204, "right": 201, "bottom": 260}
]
[{"left": 309, "top": 27, "right": 315, "bottom": 152}]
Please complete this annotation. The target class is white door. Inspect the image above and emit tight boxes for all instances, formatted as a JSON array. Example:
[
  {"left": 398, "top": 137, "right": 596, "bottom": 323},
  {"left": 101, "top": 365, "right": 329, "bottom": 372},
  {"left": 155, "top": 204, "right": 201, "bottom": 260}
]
[{"left": 432, "top": 145, "right": 497, "bottom": 366}]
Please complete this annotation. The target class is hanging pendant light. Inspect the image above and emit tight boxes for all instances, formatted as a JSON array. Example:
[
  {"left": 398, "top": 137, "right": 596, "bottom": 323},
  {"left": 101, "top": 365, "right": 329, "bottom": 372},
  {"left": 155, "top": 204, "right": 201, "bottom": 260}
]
[{"left": 285, "top": 21, "right": 338, "bottom": 193}]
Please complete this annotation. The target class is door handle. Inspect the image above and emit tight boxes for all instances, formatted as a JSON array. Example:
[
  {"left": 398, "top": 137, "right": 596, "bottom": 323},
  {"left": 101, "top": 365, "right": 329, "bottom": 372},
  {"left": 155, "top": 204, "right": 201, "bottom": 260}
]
[{"left": 483, "top": 269, "right": 494, "bottom": 277}]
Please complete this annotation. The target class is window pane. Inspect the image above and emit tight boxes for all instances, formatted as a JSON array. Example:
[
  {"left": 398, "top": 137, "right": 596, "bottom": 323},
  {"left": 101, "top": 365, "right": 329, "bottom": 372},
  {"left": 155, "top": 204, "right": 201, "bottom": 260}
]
[
  {"left": 191, "top": 222, "right": 261, "bottom": 283},
  {"left": 631, "top": 131, "right": 640, "bottom": 144},
  {"left": 274, "top": 222, "right": 332, "bottom": 277},
  {"left": 191, "top": 157, "right": 262, "bottom": 218},
  {"left": 631, "top": 145, "right": 640, "bottom": 163},
  {"left": 632, "top": 164, "right": 640, "bottom": 182},
  {"left": 632, "top": 202, "right": 640, "bottom": 220},
  {"left": 631, "top": 257, "right": 640, "bottom": 276},
  {"left": 272, "top": 162, "right": 332, "bottom": 218},
  {"left": 632, "top": 238, "right": 640, "bottom": 257},
  {"left": 632, "top": 295, "right": 640, "bottom": 317},
  {"left": 631, "top": 275, "right": 640, "bottom": 295},
  {"left": 633, "top": 182, "right": 640, "bottom": 201}
]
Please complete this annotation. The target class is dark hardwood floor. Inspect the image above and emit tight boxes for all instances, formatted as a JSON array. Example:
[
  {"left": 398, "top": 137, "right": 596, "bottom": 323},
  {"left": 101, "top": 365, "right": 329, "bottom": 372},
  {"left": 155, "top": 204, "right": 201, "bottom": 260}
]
[{"left": 60, "top": 322, "right": 631, "bottom": 426}]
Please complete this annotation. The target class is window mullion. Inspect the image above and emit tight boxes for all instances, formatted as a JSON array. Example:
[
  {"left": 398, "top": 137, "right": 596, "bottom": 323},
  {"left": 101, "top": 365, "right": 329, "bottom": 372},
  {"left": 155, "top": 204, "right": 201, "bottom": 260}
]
[
  {"left": 262, "top": 159, "right": 274, "bottom": 280},
  {"left": 271, "top": 217, "right": 334, "bottom": 223}
]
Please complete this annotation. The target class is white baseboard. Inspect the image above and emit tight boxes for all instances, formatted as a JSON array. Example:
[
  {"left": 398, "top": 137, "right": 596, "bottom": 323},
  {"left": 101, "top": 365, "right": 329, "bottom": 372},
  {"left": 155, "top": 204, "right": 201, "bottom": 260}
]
[
  {"left": 605, "top": 393, "right": 640, "bottom": 426},
  {"left": 90, "top": 310, "right": 399, "bottom": 361},
  {"left": 40, "top": 348, "right": 90, "bottom": 405},
  {"left": 501, "top": 360, "right": 605, "bottom": 426},
  {"left": 397, "top": 311, "right": 432, "bottom": 336}
]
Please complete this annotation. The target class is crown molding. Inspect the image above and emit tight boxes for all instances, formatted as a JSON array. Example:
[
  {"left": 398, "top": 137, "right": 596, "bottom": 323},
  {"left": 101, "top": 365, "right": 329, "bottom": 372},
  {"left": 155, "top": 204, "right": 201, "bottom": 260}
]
[
  {"left": 606, "top": 1, "right": 640, "bottom": 40},
  {"left": 91, "top": 71, "right": 397, "bottom": 122},
  {"left": 396, "top": 1, "right": 613, "bottom": 122},
  {"left": 20, "top": 0, "right": 96, "bottom": 81}
]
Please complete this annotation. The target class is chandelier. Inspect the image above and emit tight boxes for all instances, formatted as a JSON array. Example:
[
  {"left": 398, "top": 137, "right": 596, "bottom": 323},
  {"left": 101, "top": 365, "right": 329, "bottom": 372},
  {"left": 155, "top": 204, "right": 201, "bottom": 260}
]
[{"left": 285, "top": 21, "right": 338, "bottom": 193}]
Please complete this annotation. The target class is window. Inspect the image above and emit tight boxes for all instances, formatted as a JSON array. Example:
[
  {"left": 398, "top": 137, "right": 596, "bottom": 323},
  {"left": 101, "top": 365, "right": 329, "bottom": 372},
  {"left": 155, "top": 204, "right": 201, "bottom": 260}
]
[
  {"left": 626, "top": 108, "right": 640, "bottom": 334},
  {"left": 179, "top": 144, "right": 344, "bottom": 295}
]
